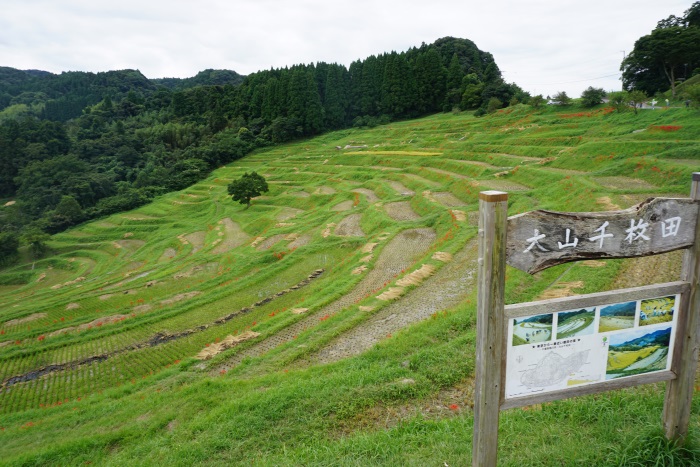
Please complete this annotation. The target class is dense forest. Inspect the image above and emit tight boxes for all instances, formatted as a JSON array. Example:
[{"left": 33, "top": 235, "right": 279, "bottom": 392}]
[{"left": 0, "top": 37, "right": 526, "bottom": 260}]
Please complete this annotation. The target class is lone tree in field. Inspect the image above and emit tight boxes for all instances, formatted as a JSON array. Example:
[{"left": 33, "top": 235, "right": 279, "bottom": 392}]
[{"left": 227, "top": 172, "right": 269, "bottom": 208}]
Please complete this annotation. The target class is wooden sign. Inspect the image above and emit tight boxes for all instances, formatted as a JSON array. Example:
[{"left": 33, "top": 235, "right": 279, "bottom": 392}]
[
  {"left": 507, "top": 197, "right": 698, "bottom": 274},
  {"left": 472, "top": 173, "right": 700, "bottom": 467}
]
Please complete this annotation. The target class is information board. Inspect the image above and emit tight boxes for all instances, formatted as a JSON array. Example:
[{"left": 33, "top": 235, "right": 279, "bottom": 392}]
[{"left": 506, "top": 293, "right": 679, "bottom": 399}]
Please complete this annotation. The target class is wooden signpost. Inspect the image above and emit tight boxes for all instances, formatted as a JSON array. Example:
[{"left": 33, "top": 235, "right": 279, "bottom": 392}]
[{"left": 473, "top": 173, "right": 700, "bottom": 466}]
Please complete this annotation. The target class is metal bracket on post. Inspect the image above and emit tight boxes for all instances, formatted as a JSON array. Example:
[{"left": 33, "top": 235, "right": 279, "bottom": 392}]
[{"left": 473, "top": 191, "right": 508, "bottom": 467}]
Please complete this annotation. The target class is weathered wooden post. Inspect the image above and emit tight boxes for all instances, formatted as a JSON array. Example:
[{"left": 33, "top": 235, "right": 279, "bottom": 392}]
[
  {"left": 473, "top": 191, "right": 508, "bottom": 467},
  {"left": 663, "top": 172, "right": 700, "bottom": 442},
  {"left": 472, "top": 172, "right": 700, "bottom": 463}
]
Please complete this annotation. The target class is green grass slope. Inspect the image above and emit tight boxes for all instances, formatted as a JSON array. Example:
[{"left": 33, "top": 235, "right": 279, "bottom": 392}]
[{"left": 0, "top": 104, "right": 699, "bottom": 465}]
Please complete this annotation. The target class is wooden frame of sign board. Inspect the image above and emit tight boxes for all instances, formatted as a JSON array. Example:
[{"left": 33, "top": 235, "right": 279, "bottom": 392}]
[{"left": 472, "top": 172, "right": 700, "bottom": 467}]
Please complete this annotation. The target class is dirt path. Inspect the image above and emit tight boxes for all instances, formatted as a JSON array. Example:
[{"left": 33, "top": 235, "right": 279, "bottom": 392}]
[
  {"left": 213, "top": 228, "right": 437, "bottom": 373},
  {"left": 310, "top": 237, "right": 477, "bottom": 364}
]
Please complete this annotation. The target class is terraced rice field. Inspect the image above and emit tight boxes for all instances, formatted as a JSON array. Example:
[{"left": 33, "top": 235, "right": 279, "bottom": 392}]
[{"left": 0, "top": 107, "right": 696, "bottom": 419}]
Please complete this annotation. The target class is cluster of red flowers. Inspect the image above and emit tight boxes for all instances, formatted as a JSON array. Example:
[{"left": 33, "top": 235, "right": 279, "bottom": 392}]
[{"left": 650, "top": 125, "right": 682, "bottom": 132}]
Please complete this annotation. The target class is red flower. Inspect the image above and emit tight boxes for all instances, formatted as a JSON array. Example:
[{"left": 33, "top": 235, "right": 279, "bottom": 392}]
[{"left": 449, "top": 404, "right": 459, "bottom": 411}]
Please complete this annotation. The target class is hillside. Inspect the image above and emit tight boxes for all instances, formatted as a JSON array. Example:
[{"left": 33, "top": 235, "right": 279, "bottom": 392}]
[{"left": 0, "top": 105, "right": 699, "bottom": 465}]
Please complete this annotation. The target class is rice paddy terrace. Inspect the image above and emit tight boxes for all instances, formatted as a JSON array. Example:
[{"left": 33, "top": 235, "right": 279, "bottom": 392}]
[{"left": 0, "top": 105, "right": 698, "bottom": 464}]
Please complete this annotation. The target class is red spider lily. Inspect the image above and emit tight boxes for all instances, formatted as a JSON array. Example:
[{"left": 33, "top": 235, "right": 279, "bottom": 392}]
[{"left": 449, "top": 404, "right": 459, "bottom": 411}]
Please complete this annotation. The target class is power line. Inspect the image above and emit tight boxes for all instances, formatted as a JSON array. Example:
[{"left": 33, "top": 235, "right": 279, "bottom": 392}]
[{"left": 522, "top": 73, "right": 621, "bottom": 86}]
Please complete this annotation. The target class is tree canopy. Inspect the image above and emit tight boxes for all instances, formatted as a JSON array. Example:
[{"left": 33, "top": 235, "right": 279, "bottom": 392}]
[
  {"left": 621, "top": 2, "right": 700, "bottom": 96},
  {"left": 227, "top": 172, "right": 269, "bottom": 208}
]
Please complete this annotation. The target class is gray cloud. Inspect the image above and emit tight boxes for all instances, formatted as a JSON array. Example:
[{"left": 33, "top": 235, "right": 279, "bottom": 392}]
[{"left": 1, "top": 0, "right": 692, "bottom": 97}]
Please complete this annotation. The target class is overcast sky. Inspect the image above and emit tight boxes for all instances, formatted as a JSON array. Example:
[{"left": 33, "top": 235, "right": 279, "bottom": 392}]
[{"left": 1, "top": 1, "right": 693, "bottom": 98}]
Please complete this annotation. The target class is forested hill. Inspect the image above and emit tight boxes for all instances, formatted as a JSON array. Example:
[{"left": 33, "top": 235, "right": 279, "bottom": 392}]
[
  {"left": 0, "top": 37, "right": 525, "bottom": 263},
  {"left": 0, "top": 67, "right": 245, "bottom": 122}
]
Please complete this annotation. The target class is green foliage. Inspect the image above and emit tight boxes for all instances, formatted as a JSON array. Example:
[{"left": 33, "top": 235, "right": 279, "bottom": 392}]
[
  {"left": 628, "top": 89, "right": 648, "bottom": 114},
  {"left": 580, "top": 86, "right": 606, "bottom": 107},
  {"left": 0, "top": 230, "right": 19, "bottom": 265},
  {"left": 683, "top": 83, "right": 700, "bottom": 107},
  {"left": 530, "top": 94, "right": 545, "bottom": 108},
  {"left": 21, "top": 226, "right": 50, "bottom": 258},
  {"left": 608, "top": 91, "right": 630, "bottom": 113},
  {"left": 622, "top": 3, "right": 700, "bottom": 96},
  {"left": 553, "top": 91, "right": 572, "bottom": 106},
  {"left": 227, "top": 171, "right": 269, "bottom": 207},
  {"left": 486, "top": 97, "right": 503, "bottom": 114}
]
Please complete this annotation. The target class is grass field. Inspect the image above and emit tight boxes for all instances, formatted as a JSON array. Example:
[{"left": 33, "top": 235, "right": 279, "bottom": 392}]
[{"left": 1, "top": 103, "right": 699, "bottom": 465}]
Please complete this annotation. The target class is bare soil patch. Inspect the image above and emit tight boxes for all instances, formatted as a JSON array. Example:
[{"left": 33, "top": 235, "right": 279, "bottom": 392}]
[
  {"left": 195, "top": 331, "right": 261, "bottom": 360},
  {"left": 322, "top": 223, "right": 336, "bottom": 238},
  {"left": 159, "top": 247, "right": 178, "bottom": 261},
  {"left": 431, "top": 192, "right": 467, "bottom": 207},
  {"left": 277, "top": 207, "right": 304, "bottom": 221},
  {"left": 385, "top": 202, "right": 421, "bottom": 221},
  {"left": 212, "top": 218, "right": 250, "bottom": 254},
  {"left": 387, "top": 181, "right": 415, "bottom": 196},
  {"left": 314, "top": 186, "right": 337, "bottom": 195},
  {"left": 453, "top": 159, "right": 497, "bottom": 169},
  {"left": 362, "top": 243, "right": 378, "bottom": 253},
  {"left": 184, "top": 232, "right": 206, "bottom": 253},
  {"left": 426, "top": 168, "right": 470, "bottom": 180},
  {"left": 289, "top": 191, "right": 311, "bottom": 198},
  {"left": 334, "top": 214, "right": 365, "bottom": 237},
  {"left": 65, "top": 303, "right": 80, "bottom": 310},
  {"left": 451, "top": 210, "right": 466, "bottom": 222},
  {"left": 541, "top": 167, "right": 589, "bottom": 176},
  {"left": 596, "top": 196, "right": 621, "bottom": 211},
  {"left": 476, "top": 180, "right": 530, "bottom": 191},
  {"left": 432, "top": 251, "right": 453, "bottom": 262},
  {"left": 351, "top": 188, "right": 380, "bottom": 203},
  {"left": 594, "top": 176, "right": 656, "bottom": 190},
  {"left": 115, "top": 239, "right": 146, "bottom": 251},
  {"left": 161, "top": 291, "right": 202, "bottom": 306},
  {"left": 256, "top": 234, "right": 286, "bottom": 251},
  {"left": 288, "top": 234, "right": 312, "bottom": 249},
  {"left": 132, "top": 304, "right": 152, "bottom": 313},
  {"left": 331, "top": 200, "right": 354, "bottom": 212},
  {"left": 173, "top": 263, "right": 219, "bottom": 279},
  {"left": 538, "top": 281, "right": 585, "bottom": 300},
  {"left": 4, "top": 313, "right": 47, "bottom": 327},
  {"left": 582, "top": 260, "right": 607, "bottom": 268}
]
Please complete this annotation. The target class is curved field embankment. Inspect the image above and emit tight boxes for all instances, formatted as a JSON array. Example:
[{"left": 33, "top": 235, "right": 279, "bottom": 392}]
[
  {"left": 213, "top": 228, "right": 437, "bottom": 373},
  {"left": 310, "top": 237, "right": 477, "bottom": 364}
]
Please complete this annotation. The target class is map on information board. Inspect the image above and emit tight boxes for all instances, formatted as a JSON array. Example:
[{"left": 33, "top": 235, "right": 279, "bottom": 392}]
[{"left": 505, "top": 294, "right": 679, "bottom": 399}]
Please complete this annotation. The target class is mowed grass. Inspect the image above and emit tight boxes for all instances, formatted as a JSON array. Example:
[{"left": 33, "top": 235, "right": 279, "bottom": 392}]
[{"left": 0, "top": 104, "right": 699, "bottom": 465}]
